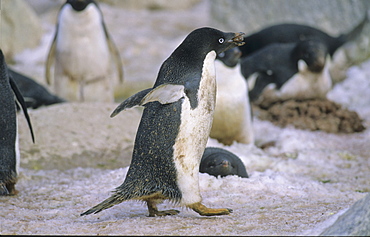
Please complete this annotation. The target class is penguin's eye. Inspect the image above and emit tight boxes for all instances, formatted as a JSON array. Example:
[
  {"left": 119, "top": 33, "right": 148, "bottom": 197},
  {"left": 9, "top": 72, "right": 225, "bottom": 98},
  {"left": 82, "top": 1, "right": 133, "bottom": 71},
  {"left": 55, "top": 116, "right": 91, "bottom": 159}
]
[{"left": 218, "top": 38, "right": 225, "bottom": 44}]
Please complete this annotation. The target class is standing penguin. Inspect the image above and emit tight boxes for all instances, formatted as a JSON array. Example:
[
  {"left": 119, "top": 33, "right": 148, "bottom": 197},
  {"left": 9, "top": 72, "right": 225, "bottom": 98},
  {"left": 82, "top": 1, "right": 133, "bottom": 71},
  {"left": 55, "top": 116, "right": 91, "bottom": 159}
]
[
  {"left": 45, "top": 0, "right": 123, "bottom": 102},
  {"left": 0, "top": 50, "right": 35, "bottom": 195},
  {"left": 81, "top": 27, "right": 245, "bottom": 217},
  {"left": 211, "top": 47, "right": 254, "bottom": 145}
]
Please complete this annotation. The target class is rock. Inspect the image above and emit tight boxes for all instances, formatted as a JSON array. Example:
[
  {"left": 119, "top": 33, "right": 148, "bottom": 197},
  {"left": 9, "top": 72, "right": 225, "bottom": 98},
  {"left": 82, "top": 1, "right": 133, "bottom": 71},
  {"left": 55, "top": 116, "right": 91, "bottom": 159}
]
[
  {"left": 17, "top": 102, "right": 142, "bottom": 170},
  {"left": 254, "top": 99, "right": 366, "bottom": 133},
  {"left": 1, "top": 0, "right": 43, "bottom": 61},
  {"left": 320, "top": 193, "right": 370, "bottom": 236}
]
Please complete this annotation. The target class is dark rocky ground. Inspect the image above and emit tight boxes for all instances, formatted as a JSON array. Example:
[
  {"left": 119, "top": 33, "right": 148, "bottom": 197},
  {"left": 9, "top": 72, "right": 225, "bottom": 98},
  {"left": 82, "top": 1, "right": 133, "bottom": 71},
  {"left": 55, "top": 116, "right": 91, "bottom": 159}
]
[{"left": 254, "top": 98, "right": 366, "bottom": 134}]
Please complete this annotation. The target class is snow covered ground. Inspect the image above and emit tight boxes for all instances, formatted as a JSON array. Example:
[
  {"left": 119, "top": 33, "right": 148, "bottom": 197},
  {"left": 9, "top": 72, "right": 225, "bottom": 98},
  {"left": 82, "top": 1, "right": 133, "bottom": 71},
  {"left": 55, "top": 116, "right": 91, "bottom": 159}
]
[{"left": 1, "top": 0, "right": 369, "bottom": 235}]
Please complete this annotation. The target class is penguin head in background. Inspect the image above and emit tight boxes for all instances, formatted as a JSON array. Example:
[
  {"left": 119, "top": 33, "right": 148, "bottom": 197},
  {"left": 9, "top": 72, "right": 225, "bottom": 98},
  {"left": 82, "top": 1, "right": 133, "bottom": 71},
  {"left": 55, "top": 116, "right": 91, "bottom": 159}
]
[
  {"left": 66, "top": 0, "right": 95, "bottom": 11},
  {"left": 216, "top": 47, "right": 242, "bottom": 68},
  {"left": 200, "top": 147, "right": 249, "bottom": 178},
  {"left": 291, "top": 39, "right": 329, "bottom": 73}
]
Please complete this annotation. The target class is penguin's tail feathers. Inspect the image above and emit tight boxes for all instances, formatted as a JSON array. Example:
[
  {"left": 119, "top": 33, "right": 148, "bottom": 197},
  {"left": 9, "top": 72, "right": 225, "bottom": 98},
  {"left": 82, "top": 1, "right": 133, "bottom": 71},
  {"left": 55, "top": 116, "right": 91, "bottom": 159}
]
[
  {"left": 80, "top": 194, "right": 126, "bottom": 216},
  {"left": 338, "top": 11, "right": 369, "bottom": 45}
]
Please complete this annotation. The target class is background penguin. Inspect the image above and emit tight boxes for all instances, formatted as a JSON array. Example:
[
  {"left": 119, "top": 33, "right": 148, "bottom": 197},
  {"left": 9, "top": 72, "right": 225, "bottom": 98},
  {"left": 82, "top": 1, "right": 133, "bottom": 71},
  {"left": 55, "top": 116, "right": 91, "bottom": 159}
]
[
  {"left": 80, "top": 27, "right": 245, "bottom": 217},
  {"left": 9, "top": 68, "right": 65, "bottom": 109},
  {"left": 200, "top": 147, "right": 249, "bottom": 178},
  {"left": 236, "top": 14, "right": 368, "bottom": 59},
  {"left": 241, "top": 39, "right": 332, "bottom": 106},
  {"left": 221, "top": 13, "right": 368, "bottom": 84},
  {"left": 0, "top": 50, "right": 35, "bottom": 195},
  {"left": 45, "top": 0, "right": 123, "bottom": 102},
  {"left": 210, "top": 47, "right": 254, "bottom": 145}
]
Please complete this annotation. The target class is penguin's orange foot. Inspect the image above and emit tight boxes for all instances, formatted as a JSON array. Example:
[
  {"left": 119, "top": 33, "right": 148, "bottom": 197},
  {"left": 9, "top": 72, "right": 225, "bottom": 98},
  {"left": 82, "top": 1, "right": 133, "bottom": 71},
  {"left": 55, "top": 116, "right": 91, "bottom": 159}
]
[
  {"left": 187, "top": 202, "right": 232, "bottom": 216},
  {"left": 146, "top": 199, "right": 180, "bottom": 217},
  {"left": 148, "top": 209, "right": 180, "bottom": 217}
]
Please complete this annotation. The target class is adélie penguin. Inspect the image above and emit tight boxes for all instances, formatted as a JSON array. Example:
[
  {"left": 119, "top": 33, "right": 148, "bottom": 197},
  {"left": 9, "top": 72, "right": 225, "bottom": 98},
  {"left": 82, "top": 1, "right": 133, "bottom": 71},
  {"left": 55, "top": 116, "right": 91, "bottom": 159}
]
[
  {"left": 80, "top": 27, "right": 245, "bottom": 217},
  {"left": 0, "top": 50, "right": 35, "bottom": 195},
  {"left": 211, "top": 47, "right": 254, "bottom": 145},
  {"left": 45, "top": 0, "right": 123, "bottom": 102}
]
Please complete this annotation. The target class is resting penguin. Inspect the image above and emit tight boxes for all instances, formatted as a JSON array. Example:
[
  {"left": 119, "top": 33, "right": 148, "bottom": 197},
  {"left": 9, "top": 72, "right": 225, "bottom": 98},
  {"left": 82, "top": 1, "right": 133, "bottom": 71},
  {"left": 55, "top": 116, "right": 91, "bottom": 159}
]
[
  {"left": 210, "top": 47, "right": 254, "bottom": 145},
  {"left": 241, "top": 39, "right": 332, "bottom": 105},
  {"left": 236, "top": 14, "right": 368, "bottom": 59},
  {"left": 9, "top": 68, "right": 65, "bottom": 109},
  {"left": 45, "top": 0, "right": 123, "bottom": 102},
  {"left": 200, "top": 147, "right": 249, "bottom": 178},
  {"left": 0, "top": 50, "right": 35, "bottom": 195},
  {"left": 229, "top": 14, "right": 368, "bottom": 84},
  {"left": 80, "top": 27, "right": 245, "bottom": 217}
]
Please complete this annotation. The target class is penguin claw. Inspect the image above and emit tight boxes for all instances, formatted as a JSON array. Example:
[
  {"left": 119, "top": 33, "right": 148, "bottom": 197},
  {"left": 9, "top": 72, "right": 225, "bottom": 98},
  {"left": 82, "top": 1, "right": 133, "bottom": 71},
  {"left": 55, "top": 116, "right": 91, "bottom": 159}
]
[{"left": 0, "top": 184, "right": 10, "bottom": 195}]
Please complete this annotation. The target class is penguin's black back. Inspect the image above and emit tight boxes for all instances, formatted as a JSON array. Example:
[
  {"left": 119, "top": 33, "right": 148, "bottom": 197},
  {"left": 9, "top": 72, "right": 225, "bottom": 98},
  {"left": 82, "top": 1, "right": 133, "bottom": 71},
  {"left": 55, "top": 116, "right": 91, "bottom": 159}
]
[
  {"left": 239, "top": 23, "right": 340, "bottom": 57},
  {"left": 9, "top": 69, "right": 65, "bottom": 109},
  {"left": 116, "top": 101, "right": 182, "bottom": 201},
  {"left": 0, "top": 51, "right": 17, "bottom": 179}
]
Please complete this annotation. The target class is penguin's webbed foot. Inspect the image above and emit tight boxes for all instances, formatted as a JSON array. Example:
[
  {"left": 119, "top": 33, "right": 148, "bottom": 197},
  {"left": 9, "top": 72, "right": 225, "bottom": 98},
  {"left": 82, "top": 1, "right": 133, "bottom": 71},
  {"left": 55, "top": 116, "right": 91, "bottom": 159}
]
[
  {"left": 146, "top": 200, "right": 180, "bottom": 217},
  {"left": 187, "top": 202, "right": 232, "bottom": 216}
]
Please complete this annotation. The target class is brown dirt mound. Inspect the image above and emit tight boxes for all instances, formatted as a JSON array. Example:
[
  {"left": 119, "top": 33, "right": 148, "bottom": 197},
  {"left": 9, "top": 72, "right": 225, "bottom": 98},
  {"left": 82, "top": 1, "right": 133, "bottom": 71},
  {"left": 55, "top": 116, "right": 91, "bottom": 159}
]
[{"left": 254, "top": 98, "right": 366, "bottom": 133}]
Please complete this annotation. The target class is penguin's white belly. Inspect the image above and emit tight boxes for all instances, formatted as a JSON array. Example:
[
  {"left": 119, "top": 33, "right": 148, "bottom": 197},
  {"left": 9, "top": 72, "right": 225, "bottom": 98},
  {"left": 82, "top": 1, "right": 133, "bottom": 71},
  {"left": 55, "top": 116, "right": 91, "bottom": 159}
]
[
  {"left": 263, "top": 58, "right": 332, "bottom": 102},
  {"left": 173, "top": 51, "right": 217, "bottom": 205},
  {"left": 211, "top": 61, "right": 254, "bottom": 145},
  {"left": 55, "top": 5, "right": 111, "bottom": 81}
]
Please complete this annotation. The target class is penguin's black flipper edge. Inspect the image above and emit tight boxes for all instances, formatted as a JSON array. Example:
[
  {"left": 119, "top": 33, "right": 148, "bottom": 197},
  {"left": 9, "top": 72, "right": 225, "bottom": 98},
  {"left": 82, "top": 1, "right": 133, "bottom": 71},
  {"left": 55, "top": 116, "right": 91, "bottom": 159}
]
[
  {"left": 9, "top": 75, "right": 35, "bottom": 143},
  {"left": 110, "top": 88, "right": 153, "bottom": 117},
  {"left": 111, "top": 84, "right": 185, "bottom": 118}
]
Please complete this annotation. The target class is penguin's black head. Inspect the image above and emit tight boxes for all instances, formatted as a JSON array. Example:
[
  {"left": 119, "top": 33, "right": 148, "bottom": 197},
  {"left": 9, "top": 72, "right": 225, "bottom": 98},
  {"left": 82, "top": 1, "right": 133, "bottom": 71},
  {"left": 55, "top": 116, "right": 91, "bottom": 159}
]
[
  {"left": 292, "top": 39, "right": 328, "bottom": 73},
  {"left": 182, "top": 27, "right": 245, "bottom": 56},
  {"left": 66, "top": 0, "right": 95, "bottom": 11},
  {"left": 200, "top": 155, "right": 236, "bottom": 178}
]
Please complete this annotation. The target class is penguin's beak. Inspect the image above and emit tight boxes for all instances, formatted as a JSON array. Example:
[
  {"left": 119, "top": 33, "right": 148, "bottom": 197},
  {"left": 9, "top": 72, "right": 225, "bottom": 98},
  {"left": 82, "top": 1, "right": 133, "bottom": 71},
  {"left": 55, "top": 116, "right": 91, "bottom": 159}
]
[{"left": 228, "top": 32, "right": 245, "bottom": 46}]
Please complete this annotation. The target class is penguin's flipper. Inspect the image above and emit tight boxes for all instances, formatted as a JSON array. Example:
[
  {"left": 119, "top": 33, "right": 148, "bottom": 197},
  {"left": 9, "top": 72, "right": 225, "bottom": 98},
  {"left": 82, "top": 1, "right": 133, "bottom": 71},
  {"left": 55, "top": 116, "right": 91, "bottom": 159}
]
[
  {"left": 110, "top": 84, "right": 185, "bottom": 118},
  {"left": 140, "top": 84, "right": 185, "bottom": 106},
  {"left": 45, "top": 32, "right": 57, "bottom": 85},
  {"left": 9, "top": 75, "right": 35, "bottom": 143},
  {"left": 107, "top": 34, "right": 124, "bottom": 84},
  {"left": 340, "top": 10, "right": 369, "bottom": 43},
  {"left": 110, "top": 88, "right": 153, "bottom": 117}
]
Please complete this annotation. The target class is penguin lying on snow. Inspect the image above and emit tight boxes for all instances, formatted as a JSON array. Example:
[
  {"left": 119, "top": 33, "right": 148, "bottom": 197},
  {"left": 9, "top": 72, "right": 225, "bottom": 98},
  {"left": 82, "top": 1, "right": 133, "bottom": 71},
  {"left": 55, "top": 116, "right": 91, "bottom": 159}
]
[
  {"left": 81, "top": 27, "right": 245, "bottom": 217},
  {"left": 241, "top": 39, "right": 332, "bottom": 105},
  {"left": 0, "top": 50, "right": 35, "bottom": 195},
  {"left": 237, "top": 14, "right": 368, "bottom": 59},
  {"left": 210, "top": 47, "right": 254, "bottom": 145},
  {"left": 9, "top": 68, "right": 65, "bottom": 109},
  {"left": 223, "top": 14, "right": 368, "bottom": 87},
  {"left": 46, "top": 0, "right": 123, "bottom": 102},
  {"left": 200, "top": 147, "right": 249, "bottom": 178}
]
